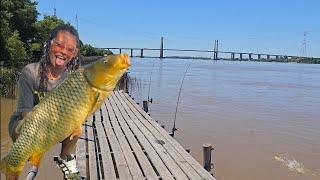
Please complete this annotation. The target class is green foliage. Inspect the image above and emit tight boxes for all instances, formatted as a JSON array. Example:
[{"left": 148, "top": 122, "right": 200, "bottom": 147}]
[
  {"left": 81, "top": 44, "right": 96, "bottom": 56},
  {"left": 0, "top": 67, "right": 19, "bottom": 97},
  {"left": 32, "top": 15, "right": 65, "bottom": 50},
  {"left": 30, "top": 42, "right": 42, "bottom": 52},
  {"left": 0, "top": 1, "right": 13, "bottom": 62},
  {"left": 80, "top": 44, "right": 110, "bottom": 56},
  {"left": 296, "top": 57, "right": 320, "bottom": 64},
  {"left": 1, "top": 0, "right": 38, "bottom": 44},
  {"left": 6, "top": 31, "right": 27, "bottom": 67},
  {"left": 0, "top": 18, "right": 11, "bottom": 61},
  {"left": 0, "top": 0, "right": 37, "bottom": 65}
]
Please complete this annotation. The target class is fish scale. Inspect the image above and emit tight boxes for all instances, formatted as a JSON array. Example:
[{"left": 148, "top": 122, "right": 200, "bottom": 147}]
[
  {"left": 6, "top": 70, "right": 95, "bottom": 173},
  {"left": 0, "top": 54, "right": 130, "bottom": 178}
]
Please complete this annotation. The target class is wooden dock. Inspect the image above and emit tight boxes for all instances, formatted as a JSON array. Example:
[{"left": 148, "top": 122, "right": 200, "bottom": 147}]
[{"left": 76, "top": 91, "right": 216, "bottom": 180}]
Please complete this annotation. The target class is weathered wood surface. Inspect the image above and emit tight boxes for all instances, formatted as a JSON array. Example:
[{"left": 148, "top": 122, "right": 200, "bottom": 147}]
[{"left": 76, "top": 91, "right": 216, "bottom": 180}]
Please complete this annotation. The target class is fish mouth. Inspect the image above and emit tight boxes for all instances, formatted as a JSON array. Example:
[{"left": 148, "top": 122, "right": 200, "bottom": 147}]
[{"left": 119, "top": 54, "right": 131, "bottom": 69}]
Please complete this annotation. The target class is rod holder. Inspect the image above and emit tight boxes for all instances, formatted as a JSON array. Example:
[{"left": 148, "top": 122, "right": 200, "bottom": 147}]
[
  {"left": 143, "top": 100, "right": 148, "bottom": 112},
  {"left": 203, "top": 143, "right": 214, "bottom": 172}
]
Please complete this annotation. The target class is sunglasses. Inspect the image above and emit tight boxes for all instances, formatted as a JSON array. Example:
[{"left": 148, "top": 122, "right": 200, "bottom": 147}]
[{"left": 51, "top": 39, "right": 77, "bottom": 55}]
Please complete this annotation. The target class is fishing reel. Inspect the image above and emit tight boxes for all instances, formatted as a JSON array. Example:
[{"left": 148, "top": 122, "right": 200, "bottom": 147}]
[{"left": 169, "top": 127, "right": 179, "bottom": 137}]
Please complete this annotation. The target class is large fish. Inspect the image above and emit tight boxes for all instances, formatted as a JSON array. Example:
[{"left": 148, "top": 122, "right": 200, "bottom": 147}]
[
  {"left": 0, "top": 54, "right": 130, "bottom": 178},
  {"left": 274, "top": 153, "right": 320, "bottom": 177}
]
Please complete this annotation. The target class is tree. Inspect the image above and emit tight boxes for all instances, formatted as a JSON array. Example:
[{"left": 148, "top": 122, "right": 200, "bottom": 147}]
[
  {"left": 0, "top": 0, "right": 38, "bottom": 64},
  {"left": 6, "top": 31, "right": 27, "bottom": 66},
  {"left": 32, "top": 15, "right": 65, "bottom": 50},
  {"left": 29, "top": 15, "right": 65, "bottom": 62},
  {"left": 81, "top": 44, "right": 97, "bottom": 56},
  {"left": 1, "top": 0, "right": 38, "bottom": 45},
  {"left": 80, "top": 44, "right": 110, "bottom": 56},
  {"left": 0, "top": 17, "right": 11, "bottom": 61}
]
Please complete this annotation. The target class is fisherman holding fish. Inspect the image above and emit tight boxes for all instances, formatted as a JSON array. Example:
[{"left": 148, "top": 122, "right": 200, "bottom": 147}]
[
  {"left": 1, "top": 23, "right": 130, "bottom": 180},
  {"left": 8, "top": 24, "right": 82, "bottom": 179}
]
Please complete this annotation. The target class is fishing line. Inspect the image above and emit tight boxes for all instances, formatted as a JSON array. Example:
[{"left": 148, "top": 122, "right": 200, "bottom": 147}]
[
  {"left": 147, "top": 59, "right": 155, "bottom": 103},
  {"left": 171, "top": 62, "right": 192, "bottom": 137}
]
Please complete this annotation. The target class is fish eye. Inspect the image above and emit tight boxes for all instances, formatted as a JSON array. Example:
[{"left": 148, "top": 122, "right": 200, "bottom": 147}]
[{"left": 103, "top": 60, "right": 107, "bottom": 64}]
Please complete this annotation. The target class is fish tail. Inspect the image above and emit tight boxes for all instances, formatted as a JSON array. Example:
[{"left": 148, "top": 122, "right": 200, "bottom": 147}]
[
  {"left": 0, "top": 156, "right": 9, "bottom": 174},
  {"left": 0, "top": 155, "right": 23, "bottom": 178}
]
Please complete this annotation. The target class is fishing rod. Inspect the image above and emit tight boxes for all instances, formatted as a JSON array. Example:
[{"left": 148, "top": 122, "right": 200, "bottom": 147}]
[
  {"left": 143, "top": 59, "right": 155, "bottom": 113},
  {"left": 171, "top": 62, "right": 192, "bottom": 137},
  {"left": 147, "top": 59, "right": 155, "bottom": 103}
]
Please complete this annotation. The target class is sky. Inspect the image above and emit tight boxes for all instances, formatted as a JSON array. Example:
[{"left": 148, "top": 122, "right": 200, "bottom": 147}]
[{"left": 37, "top": 0, "right": 320, "bottom": 57}]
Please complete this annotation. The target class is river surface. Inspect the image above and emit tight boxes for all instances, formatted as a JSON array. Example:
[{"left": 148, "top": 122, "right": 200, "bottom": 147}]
[
  {"left": 1, "top": 58, "right": 319, "bottom": 180},
  {"left": 128, "top": 58, "right": 320, "bottom": 180}
]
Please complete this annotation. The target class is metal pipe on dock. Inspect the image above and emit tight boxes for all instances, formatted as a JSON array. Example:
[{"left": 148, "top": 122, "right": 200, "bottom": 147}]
[
  {"left": 143, "top": 100, "right": 148, "bottom": 112},
  {"left": 203, "top": 143, "right": 214, "bottom": 173}
]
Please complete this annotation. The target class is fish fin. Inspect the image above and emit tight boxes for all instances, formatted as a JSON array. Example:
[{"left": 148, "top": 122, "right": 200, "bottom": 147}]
[
  {"left": 89, "top": 92, "right": 108, "bottom": 114},
  {"left": 0, "top": 155, "right": 23, "bottom": 178},
  {"left": 28, "top": 152, "right": 44, "bottom": 167},
  {"left": 70, "top": 125, "right": 83, "bottom": 141},
  {"left": 15, "top": 119, "right": 25, "bottom": 135},
  {"left": 274, "top": 155, "right": 284, "bottom": 162}
]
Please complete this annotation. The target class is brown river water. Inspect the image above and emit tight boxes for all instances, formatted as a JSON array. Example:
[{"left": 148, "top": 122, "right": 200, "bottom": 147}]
[
  {"left": 1, "top": 58, "right": 319, "bottom": 180},
  {"left": 128, "top": 58, "right": 320, "bottom": 180}
]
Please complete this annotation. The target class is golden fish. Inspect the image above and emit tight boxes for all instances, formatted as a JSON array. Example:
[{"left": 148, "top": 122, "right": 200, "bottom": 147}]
[
  {"left": 274, "top": 153, "right": 320, "bottom": 176},
  {"left": 0, "top": 54, "right": 130, "bottom": 178}
]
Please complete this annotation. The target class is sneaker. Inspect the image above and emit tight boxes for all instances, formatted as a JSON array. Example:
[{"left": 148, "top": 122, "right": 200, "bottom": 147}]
[
  {"left": 54, "top": 154, "right": 82, "bottom": 180},
  {"left": 26, "top": 166, "right": 38, "bottom": 180}
]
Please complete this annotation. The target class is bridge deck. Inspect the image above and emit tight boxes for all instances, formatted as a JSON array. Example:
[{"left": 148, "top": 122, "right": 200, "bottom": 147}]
[{"left": 76, "top": 91, "right": 216, "bottom": 180}]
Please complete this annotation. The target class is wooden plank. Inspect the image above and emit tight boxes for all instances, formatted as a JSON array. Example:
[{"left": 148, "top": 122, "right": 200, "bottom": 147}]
[
  {"left": 111, "top": 92, "right": 174, "bottom": 180},
  {"left": 108, "top": 95, "right": 145, "bottom": 180},
  {"left": 112, "top": 92, "right": 188, "bottom": 180},
  {"left": 87, "top": 113, "right": 99, "bottom": 180},
  {"left": 86, "top": 114, "right": 94, "bottom": 125},
  {"left": 117, "top": 91, "right": 200, "bottom": 179},
  {"left": 102, "top": 101, "right": 132, "bottom": 180},
  {"left": 109, "top": 94, "right": 159, "bottom": 179},
  {"left": 95, "top": 110, "right": 117, "bottom": 180},
  {"left": 76, "top": 125, "right": 87, "bottom": 179},
  {"left": 120, "top": 92, "right": 216, "bottom": 180}
]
